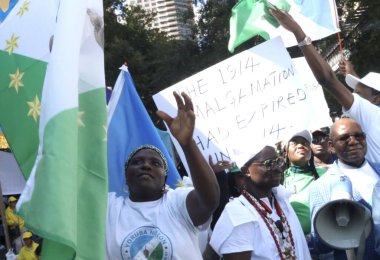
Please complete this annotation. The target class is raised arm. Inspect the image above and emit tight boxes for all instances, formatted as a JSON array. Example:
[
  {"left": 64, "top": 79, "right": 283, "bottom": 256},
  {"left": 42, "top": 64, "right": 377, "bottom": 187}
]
[
  {"left": 156, "top": 92, "right": 220, "bottom": 226},
  {"left": 339, "top": 58, "right": 359, "bottom": 78},
  {"left": 270, "top": 8, "right": 354, "bottom": 109}
]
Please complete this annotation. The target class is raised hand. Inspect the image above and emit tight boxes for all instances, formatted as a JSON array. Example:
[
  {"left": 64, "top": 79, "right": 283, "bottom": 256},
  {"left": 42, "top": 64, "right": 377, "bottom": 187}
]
[
  {"left": 208, "top": 155, "right": 232, "bottom": 173},
  {"left": 156, "top": 92, "right": 195, "bottom": 147},
  {"left": 269, "top": 7, "right": 303, "bottom": 36},
  {"left": 339, "top": 58, "right": 358, "bottom": 77}
]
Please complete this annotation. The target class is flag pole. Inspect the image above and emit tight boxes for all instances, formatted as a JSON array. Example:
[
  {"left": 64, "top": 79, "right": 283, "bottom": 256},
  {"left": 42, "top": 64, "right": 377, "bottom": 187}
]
[
  {"left": 0, "top": 182, "right": 12, "bottom": 250},
  {"left": 332, "top": 0, "right": 343, "bottom": 53}
]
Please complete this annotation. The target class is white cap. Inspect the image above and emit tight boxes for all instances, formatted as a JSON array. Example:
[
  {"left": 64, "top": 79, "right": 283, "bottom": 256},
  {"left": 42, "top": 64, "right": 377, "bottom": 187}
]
[
  {"left": 345, "top": 72, "right": 380, "bottom": 92},
  {"left": 231, "top": 144, "right": 275, "bottom": 168},
  {"left": 287, "top": 129, "right": 312, "bottom": 144}
]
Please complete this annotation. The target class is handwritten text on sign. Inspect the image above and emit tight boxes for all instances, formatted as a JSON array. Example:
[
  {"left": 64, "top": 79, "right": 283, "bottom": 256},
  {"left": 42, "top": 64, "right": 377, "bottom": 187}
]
[{"left": 153, "top": 38, "right": 331, "bottom": 170}]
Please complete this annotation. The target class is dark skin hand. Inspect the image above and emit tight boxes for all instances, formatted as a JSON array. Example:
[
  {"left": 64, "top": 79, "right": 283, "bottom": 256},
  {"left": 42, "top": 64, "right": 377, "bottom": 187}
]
[
  {"left": 269, "top": 7, "right": 354, "bottom": 110},
  {"left": 157, "top": 92, "right": 220, "bottom": 226},
  {"left": 339, "top": 58, "right": 359, "bottom": 77},
  {"left": 208, "top": 155, "right": 232, "bottom": 173}
]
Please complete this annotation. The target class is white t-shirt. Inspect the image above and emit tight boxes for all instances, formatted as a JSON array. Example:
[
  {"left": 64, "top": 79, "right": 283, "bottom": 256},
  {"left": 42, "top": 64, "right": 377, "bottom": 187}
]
[
  {"left": 106, "top": 188, "right": 203, "bottom": 260},
  {"left": 210, "top": 185, "right": 311, "bottom": 260},
  {"left": 344, "top": 94, "right": 380, "bottom": 173}
]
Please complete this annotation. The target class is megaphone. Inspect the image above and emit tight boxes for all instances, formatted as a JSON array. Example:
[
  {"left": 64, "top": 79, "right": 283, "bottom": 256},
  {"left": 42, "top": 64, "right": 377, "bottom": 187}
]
[{"left": 314, "top": 175, "right": 372, "bottom": 250}]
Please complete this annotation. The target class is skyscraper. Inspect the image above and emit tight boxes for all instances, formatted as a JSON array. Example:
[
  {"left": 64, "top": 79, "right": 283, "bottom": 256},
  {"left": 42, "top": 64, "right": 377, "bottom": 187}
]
[{"left": 125, "top": 0, "right": 194, "bottom": 40}]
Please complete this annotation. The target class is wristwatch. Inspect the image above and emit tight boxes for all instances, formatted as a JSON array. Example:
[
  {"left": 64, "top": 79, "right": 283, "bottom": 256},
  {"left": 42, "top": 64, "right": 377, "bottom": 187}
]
[{"left": 298, "top": 36, "right": 312, "bottom": 47}]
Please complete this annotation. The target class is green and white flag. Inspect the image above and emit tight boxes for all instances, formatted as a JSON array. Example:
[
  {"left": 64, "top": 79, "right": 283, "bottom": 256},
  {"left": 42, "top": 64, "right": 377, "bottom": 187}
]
[
  {"left": 0, "top": 0, "right": 107, "bottom": 259},
  {"left": 229, "top": 0, "right": 340, "bottom": 52}
]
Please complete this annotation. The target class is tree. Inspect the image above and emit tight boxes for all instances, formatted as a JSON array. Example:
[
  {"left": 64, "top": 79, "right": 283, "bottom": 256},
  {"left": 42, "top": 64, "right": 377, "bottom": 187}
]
[
  {"left": 339, "top": 0, "right": 380, "bottom": 75},
  {"left": 103, "top": 0, "right": 380, "bottom": 124},
  {"left": 104, "top": 0, "right": 201, "bottom": 126}
]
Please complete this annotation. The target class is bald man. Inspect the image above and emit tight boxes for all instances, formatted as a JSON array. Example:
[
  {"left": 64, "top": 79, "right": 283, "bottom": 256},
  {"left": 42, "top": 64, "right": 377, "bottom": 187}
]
[
  {"left": 308, "top": 118, "right": 379, "bottom": 259},
  {"left": 270, "top": 7, "right": 380, "bottom": 177}
]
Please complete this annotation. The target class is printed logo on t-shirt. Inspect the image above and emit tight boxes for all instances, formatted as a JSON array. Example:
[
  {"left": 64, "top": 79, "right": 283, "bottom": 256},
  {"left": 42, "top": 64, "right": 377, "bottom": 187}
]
[{"left": 121, "top": 226, "right": 173, "bottom": 260}]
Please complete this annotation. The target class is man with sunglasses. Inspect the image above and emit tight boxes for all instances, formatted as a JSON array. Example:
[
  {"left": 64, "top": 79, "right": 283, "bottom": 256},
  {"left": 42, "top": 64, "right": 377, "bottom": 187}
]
[
  {"left": 311, "top": 128, "right": 336, "bottom": 169},
  {"left": 308, "top": 118, "right": 379, "bottom": 259},
  {"left": 269, "top": 6, "right": 380, "bottom": 177},
  {"left": 269, "top": 9, "right": 380, "bottom": 259}
]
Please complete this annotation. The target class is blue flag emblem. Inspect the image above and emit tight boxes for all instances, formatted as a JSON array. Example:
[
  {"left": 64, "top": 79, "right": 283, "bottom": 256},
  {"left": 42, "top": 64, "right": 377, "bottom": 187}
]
[
  {"left": 107, "top": 65, "right": 182, "bottom": 196},
  {"left": 0, "top": 0, "right": 18, "bottom": 23}
]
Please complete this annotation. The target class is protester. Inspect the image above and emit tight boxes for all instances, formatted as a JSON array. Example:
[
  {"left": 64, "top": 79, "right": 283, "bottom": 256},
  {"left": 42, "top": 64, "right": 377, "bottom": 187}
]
[
  {"left": 5, "top": 196, "right": 25, "bottom": 253},
  {"left": 339, "top": 58, "right": 380, "bottom": 107},
  {"left": 34, "top": 240, "right": 42, "bottom": 260},
  {"left": 283, "top": 130, "right": 326, "bottom": 235},
  {"left": 227, "top": 163, "right": 246, "bottom": 199},
  {"left": 17, "top": 231, "right": 39, "bottom": 260},
  {"left": 208, "top": 157, "right": 232, "bottom": 225},
  {"left": 106, "top": 92, "right": 220, "bottom": 259},
  {"left": 269, "top": 6, "right": 380, "bottom": 175},
  {"left": 311, "top": 128, "right": 336, "bottom": 169},
  {"left": 308, "top": 118, "right": 379, "bottom": 259},
  {"left": 210, "top": 145, "right": 311, "bottom": 259},
  {"left": 204, "top": 159, "right": 246, "bottom": 260},
  {"left": 208, "top": 156, "right": 246, "bottom": 230}
]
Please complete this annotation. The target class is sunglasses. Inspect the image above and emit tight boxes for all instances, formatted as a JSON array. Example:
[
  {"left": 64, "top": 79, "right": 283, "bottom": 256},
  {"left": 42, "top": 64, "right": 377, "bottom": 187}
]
[
  {"left": 312, "top": 135, "right": 329, "bottom": 144},
  {"left": 333, "top": 132, "right": 366, "bottom": 143},
  {"left": 250, "top": 157, "right": 285, "bottom": 170}
]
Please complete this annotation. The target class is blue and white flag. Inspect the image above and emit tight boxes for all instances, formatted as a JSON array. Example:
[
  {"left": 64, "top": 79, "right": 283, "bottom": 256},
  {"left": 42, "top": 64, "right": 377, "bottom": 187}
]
[
  {"left": 107, "top": 65, "right": 182, "bottom": 196},
  {"left": 0, "top": 0, "right": 18, "bottom": 22}
]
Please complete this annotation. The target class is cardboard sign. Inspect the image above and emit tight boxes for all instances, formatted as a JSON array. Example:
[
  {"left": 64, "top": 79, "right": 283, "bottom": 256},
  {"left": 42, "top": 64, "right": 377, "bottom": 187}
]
[{"left": 153, "top": 37, "right": 331, "bottom": 173}]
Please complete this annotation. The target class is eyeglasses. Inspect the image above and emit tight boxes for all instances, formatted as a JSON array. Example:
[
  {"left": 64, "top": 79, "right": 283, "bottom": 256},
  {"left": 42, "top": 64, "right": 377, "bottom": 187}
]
[
  {"left": 333, "top": 132, "right": 366, "bottom": 143},
  {"left": 250, "top": 157, "right": 285, "bottom": 170},
  {"left": 312, "top": 135, "right": 329, "bottom": 144}
]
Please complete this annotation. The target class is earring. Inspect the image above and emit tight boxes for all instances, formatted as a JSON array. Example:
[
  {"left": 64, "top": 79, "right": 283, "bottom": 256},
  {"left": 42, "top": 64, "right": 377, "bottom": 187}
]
[{"left": 123, "top": 184, "right": 129, "bottom": 193}]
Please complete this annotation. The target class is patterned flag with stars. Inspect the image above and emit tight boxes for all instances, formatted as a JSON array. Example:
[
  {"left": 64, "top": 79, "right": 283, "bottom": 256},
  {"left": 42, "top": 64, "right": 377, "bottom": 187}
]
[
  {"left": 0, "top": 0, "right": 47, "bottom": 179},
  {"left": 0, "top": 0, "right": 108, "bottom": 259}
]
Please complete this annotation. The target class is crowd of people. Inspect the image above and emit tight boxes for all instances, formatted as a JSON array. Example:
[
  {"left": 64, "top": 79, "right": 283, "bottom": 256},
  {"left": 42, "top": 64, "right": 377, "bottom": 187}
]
[
  {"left": 3, "top": 196, "right": 41, "bottom": 259},
  {"left": 105, "top": 7, "right": 380, "bottom": 260},
  {"left": 2, "top": 6, "right": 379, "bottom": 260}
]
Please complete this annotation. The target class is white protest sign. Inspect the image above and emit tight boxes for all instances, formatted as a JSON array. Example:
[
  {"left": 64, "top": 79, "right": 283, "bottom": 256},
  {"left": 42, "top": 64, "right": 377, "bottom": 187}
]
[{"left": 153, "top": 37, "right": 331, "bottom": 173}]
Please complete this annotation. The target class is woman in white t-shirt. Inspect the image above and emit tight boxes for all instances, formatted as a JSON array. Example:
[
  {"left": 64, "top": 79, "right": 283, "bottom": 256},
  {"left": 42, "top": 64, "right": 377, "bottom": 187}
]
[
  {"left": 106, "top": 92, "right": 220, "bottom": 260},
  {"left": 210, "top": 146, "right": 311, "bottom": 260}
]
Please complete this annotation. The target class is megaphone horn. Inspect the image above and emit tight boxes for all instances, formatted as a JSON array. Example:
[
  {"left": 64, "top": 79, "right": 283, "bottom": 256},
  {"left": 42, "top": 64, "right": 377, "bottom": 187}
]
[{"left": 314, "top": 175, "right": 372, "bottom": 250}]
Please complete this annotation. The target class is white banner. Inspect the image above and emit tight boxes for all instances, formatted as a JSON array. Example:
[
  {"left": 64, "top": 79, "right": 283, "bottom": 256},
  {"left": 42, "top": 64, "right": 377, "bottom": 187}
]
[
  {"left": 153, "top": 37, "right": 331, "bottom": 172},
  {"left": 0, "top": 151, "right": 26, "bottom": 195}
]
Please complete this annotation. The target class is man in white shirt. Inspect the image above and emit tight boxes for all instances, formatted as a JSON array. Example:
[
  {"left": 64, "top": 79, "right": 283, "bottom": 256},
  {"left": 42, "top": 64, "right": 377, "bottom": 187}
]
[
  {"left": 269, "top": 7, "right": 380, "bottom": 175},
  {"left": 308, "top": 118, "right": 379, "bottom": 259},
  {"left": 269, "top": 8, "right": 380, "bottom": 259}
]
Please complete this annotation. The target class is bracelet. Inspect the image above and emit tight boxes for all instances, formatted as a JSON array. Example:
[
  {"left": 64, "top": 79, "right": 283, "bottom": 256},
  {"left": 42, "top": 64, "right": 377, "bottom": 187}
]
[{"left": 298, "top": 36, "right": 312, "bottom": 47}]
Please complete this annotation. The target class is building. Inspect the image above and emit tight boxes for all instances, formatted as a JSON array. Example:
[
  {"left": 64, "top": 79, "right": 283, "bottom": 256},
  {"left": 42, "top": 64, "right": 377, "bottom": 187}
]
[{"left": 125, "top": 0, "right": 194, "bottom": 40}]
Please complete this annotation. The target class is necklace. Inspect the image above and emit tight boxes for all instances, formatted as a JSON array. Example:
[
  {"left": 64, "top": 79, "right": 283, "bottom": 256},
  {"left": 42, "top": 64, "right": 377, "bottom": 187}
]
[{"left": 242, "top": 190, "right": 296, "bottom": 260}]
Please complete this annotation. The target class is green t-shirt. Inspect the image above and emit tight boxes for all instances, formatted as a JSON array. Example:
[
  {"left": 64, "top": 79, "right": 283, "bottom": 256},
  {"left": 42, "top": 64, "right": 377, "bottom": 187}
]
[{"left": 283, "top": 166, "right": 326, "bottom": 234}]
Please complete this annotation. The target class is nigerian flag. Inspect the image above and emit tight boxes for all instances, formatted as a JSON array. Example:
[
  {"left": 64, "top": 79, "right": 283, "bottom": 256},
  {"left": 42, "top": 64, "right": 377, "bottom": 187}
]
[
  {"left": 0, "top": 0, "right": 108, "bottom": 259},
  {"left": 228, "top": 0, "right": 340, "bottom": 52}
]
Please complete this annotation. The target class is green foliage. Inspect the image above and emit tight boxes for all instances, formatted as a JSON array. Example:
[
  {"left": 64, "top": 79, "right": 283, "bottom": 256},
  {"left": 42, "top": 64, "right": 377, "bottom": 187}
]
[
  {"left": 340, "top": 0, "right": 380, "bottom": 76},
  {"left": 104, "top": 0, "right": 202, "bottom": 125},
  {"left": 104, "top": 0, "right": 380, "bottom": 124}
]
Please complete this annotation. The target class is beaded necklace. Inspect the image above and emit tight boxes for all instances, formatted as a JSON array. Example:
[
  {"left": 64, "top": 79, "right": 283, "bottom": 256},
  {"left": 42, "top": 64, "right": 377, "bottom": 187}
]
[{"left": 242, "top": 190, "right": 296, "bottom": 260}]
